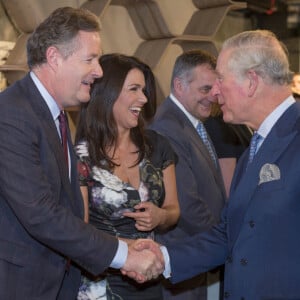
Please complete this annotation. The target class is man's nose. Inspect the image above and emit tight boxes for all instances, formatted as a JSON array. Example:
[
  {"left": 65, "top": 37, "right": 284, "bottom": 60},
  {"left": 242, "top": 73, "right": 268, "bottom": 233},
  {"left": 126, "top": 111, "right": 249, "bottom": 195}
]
[
  {"left": 94, "top": 62, "right": 103, "bottom": 78},
  {"left": 211, "top": 81, "right": 219, "bottom": 97}
]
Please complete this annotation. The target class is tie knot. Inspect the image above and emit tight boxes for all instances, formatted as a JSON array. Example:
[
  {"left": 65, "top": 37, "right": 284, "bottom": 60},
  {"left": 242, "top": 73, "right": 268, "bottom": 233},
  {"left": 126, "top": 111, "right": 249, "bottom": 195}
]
[
  {"left": 251, "top": 131, "right": 261, "bottom": 143},
  {"left": 196, "top": 122, "right": 207, "bottom": 138},
  {"left": 58, "top": 111, "right": 67, "bottom": 124},
  {"left": 250, "top": 132, "right": 262, "bottom": 153}
]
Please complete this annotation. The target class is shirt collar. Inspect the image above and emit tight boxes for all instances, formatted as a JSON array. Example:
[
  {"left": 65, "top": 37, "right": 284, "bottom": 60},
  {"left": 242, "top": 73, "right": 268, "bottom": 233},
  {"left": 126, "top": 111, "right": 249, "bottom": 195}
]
[
  {"left": 30, "top": 71, "right": 61, "bottom": 120},
  {"left": 257, "top": 95, "right": 295, "bottom": 139},
  {"left": 170, "top": 93, "right": 200, "bottom": 128}
]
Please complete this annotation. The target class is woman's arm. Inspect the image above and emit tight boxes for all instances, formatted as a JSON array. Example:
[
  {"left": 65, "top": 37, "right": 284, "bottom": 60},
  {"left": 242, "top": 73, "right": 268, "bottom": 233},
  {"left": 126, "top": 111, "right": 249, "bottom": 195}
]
[
  {"left": 80, "top": 186, "right": 89, "bottom": 223},
  {"left": 156, "top": 163, "right": 180, "bottom": 230}
]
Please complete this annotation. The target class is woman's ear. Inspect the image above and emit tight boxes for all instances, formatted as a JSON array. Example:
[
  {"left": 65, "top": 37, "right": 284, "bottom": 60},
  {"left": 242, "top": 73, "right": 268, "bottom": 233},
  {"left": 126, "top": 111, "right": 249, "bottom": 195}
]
[{"left": 247, "top": 69, "right": 259, "bottom": 97}]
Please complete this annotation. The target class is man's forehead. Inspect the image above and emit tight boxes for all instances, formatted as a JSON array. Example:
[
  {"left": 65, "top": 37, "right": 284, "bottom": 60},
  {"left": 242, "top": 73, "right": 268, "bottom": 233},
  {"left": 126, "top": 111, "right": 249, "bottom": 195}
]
[
  {"left": 215, "top": 69, "right": 223, "bottom": 78},
  {"left": 215, "top": 54, "right": 228, "bottom": 77}
]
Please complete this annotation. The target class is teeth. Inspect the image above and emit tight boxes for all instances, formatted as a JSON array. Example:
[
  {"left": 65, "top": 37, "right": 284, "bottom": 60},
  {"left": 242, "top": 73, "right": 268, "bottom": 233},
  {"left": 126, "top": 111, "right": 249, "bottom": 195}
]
[{"left": 130, "top": 107, "right": 142, "bottom": 112}]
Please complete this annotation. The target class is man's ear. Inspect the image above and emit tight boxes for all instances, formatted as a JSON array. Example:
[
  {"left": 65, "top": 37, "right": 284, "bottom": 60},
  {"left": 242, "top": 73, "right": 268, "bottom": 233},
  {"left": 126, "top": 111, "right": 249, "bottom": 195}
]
[
  {"left": 247, "top": 69, "right": 259, "bottom": 97},
  {"left": 173, "top": 77, "right": 183, "bottom": 95},
  {"left": 46, "top": 46, "right": 61, "bottom": 71}
]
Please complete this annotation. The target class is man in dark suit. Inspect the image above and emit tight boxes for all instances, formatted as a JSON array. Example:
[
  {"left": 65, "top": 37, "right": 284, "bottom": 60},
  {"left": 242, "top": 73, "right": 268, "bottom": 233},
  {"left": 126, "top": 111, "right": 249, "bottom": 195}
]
[
  {"left": 0, "top": 7, "right": 162, "bottom": 300},
  {"left": 150, "top": 50, "right": 226, "bottom": 300},
  {"left": 160, "top": 30, "right": 300, "bottom": 299}
]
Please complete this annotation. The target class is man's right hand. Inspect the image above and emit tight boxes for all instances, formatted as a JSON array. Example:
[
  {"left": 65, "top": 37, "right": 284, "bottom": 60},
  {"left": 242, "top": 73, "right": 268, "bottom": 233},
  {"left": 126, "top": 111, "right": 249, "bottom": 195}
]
[{"left": 121, "top": 239, "right": 164, "bottom": 283}]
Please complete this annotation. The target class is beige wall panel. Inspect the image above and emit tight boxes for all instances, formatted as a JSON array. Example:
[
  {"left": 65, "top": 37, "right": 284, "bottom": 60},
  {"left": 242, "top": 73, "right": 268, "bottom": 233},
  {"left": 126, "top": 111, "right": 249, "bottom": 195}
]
[
  {"left": 134, "top": 38, "right": 173, "bottom": 69},
  {"left": 1, "top": 0, "right": 85, "bottom": 33},
  {"left": 185, "top": 5, "right": 236, "bottom": 37},
  {"left": 175, "top": 40, "right": 218, "bottom": 56},
  {"left": 123, "top": 0, "right": 172, "bottom": 39},
  {"left": 116, "top": 0, "right": 197, "bottom": 39},
  {"left": 153, "top": 43, "right": 182, "bottom": 104},
  {"left": 156, "top": 0, "right": 197, "bottom": 36},
  {"left": 101, "top": 4, "right": 142, "bottom": 55},
  {"left": 214, "top": 11, "right": 252, "bottom": 45},
  {"left": 0, "top": 2, "right": 18, "bottom": 41},
  {"left": 1, "top": 33, "right": 28, "bottom": 85},
  {"left": 80, "top": 0, "right": 111, "bottom": 18},
  {"left": 193, "top": 0, "right": 245, "bottom": 9}
]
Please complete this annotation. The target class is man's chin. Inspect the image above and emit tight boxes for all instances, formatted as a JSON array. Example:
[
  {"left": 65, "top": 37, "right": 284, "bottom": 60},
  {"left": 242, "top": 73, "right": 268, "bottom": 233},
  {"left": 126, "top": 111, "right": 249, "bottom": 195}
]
[
  {"left": 78, "top": 94, "right": 91, "bottom": 104},
  {"left": 222, "top": 113, "right": 231, "bottom": 123}
]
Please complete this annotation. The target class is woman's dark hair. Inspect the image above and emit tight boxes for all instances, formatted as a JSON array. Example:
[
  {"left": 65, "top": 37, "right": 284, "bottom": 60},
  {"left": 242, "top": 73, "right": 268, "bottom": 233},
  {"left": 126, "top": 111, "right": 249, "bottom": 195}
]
[{"left": 75, "top": 53, "right": 157, "bottom": 170}]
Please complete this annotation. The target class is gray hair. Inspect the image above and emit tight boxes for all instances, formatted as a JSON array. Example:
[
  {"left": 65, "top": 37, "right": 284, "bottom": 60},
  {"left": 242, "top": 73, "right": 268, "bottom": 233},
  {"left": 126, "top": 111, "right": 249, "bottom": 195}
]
[
  {"left": 170, "top": 49, "right": 216, "bottom": 92},
  {"left": 221, "top": 30, "right": 293, "bottom": 85}
]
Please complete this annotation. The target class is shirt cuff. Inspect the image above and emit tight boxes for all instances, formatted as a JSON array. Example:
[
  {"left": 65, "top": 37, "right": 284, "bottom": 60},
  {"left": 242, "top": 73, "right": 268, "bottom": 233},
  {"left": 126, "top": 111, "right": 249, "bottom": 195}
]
[
  {"left": 160, "top": 245, "right": 171, "bottom": 278},
  {"left": 109, "top": 240, "right": 128, "bottom": 269}
]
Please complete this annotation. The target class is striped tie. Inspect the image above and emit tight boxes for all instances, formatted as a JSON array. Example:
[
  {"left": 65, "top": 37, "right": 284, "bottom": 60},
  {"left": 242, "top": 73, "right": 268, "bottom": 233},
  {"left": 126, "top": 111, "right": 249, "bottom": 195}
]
[
  {"left": 247, "top": 131, "right": 262, "bottom": 167},
  {"left": 196, "top": 122, "right": 217, "bottom": 168}
]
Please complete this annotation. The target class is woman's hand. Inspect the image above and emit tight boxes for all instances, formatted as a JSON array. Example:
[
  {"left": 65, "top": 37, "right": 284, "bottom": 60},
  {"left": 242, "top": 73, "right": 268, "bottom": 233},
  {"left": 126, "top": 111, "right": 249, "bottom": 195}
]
[{"left": 123, "top": 202, "right": 165, "bottom": 231}]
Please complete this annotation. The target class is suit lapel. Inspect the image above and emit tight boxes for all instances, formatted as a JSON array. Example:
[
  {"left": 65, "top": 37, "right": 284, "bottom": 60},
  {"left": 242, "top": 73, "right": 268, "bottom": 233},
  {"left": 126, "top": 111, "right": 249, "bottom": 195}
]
[
  {"left": 167, "top": 98, "right": 226, "bottom": 196},
  {"left": 21, "top": 75, "right": 79, "bottom": 213},
  {"left": 167, "top": 98, "right": 215, "bottom": 166},
  {"left": 228, "top": 103, "right": 300, "bottom": 247},
  {"left": 40, "top": 116, "right": 72, "bottom": 188}
]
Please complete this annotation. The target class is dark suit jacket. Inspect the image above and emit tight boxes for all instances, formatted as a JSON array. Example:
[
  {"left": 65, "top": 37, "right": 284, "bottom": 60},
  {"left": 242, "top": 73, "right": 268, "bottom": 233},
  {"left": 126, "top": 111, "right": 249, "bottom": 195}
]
[
  {"left": 150, "top": 97, "right": 226, "bottom": 241},
  {"left": 0, "top": 74, "right": 118, "bottom": 300},
  {"left": 167, "top": 101, "right": 300, "bottom": 299}
]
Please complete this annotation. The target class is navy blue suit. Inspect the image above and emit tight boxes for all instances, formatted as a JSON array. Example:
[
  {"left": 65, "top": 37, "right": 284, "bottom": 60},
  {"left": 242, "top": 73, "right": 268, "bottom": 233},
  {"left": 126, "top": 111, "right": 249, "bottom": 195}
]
[
  {"left": 0, "top": 74, "right": 118, "bottom": 299},
  {"left": 167, "top": 101, "right": 300, "bottom": 299},
  {"left": 150, "top": 97, "right": 226, "bottom": 299}
]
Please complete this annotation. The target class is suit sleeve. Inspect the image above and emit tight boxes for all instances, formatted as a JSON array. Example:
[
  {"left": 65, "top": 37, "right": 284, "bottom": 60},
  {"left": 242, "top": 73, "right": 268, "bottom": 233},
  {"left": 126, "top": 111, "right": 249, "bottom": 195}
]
[
  {"left": 0, "top": 97, "right": 118, "bottom": 275},
  {"left": 167, "top": 204, "right": 229, "bottom": 283}
]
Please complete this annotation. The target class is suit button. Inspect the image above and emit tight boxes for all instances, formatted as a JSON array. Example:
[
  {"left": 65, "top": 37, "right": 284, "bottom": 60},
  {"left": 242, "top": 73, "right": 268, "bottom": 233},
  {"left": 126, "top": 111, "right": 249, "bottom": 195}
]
[
  {"left": 224, "top": 291, "right": 230, "bottom": 298},
  {"left": 226, "top": 256, "right": 233, "bottom": 263},
  {"left": 241, "top": 297, "right": 245, "bottom": 300},
  {"left": 249, "top": 220, "right": 255, "bottom": 228},
  {"left": 240, "top": 258, "right": 248, "bottom": 266}
]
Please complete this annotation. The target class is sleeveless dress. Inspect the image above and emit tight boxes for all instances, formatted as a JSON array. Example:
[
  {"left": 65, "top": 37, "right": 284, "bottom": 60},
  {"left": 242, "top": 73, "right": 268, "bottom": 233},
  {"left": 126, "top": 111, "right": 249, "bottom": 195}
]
[{"left": 76, "top": 130, "right": 177, "bottom": 300}]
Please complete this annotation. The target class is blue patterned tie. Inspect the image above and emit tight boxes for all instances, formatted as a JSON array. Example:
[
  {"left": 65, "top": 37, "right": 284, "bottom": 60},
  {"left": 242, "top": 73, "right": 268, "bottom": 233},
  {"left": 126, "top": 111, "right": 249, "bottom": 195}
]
[
  {"left": 196, "top": 122, "right": 218, "bottom": 167},
  {"left": 247, "top": 131, "right": 262, "bottom": 167}
]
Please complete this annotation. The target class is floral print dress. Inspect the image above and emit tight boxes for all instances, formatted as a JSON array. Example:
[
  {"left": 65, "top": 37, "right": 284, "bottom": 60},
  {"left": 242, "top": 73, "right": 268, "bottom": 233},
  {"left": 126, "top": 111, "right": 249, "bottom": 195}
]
[{"left": 76, "top": 130, "right": 177, "bottom": 300}]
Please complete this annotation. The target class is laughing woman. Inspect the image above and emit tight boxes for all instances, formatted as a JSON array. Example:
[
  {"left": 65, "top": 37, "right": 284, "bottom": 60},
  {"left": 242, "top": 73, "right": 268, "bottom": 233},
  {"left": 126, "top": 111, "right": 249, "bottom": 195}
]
[{"left": 75, "top": 53, "right": 180, "bottom": 300}]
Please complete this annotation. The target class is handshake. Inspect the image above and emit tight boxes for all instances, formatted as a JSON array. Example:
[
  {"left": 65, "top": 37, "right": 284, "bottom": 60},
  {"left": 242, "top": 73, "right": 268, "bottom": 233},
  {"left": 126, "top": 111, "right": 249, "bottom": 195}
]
[{"left": 121, "top": 239, "right": 165, "bottom": 283}]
